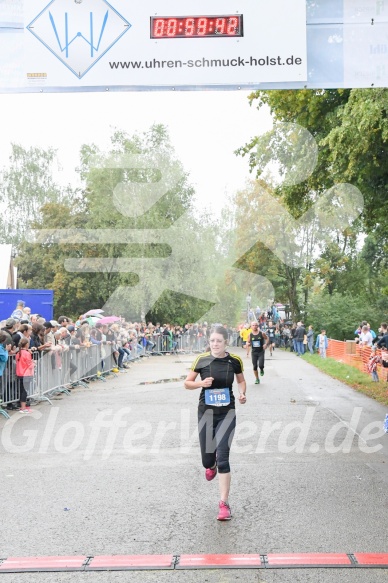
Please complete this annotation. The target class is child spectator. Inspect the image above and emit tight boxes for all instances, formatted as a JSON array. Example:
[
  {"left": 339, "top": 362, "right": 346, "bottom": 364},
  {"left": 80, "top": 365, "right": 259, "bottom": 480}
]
[
  {"left": 315, "top": 330, "right": 329, "bottom": 358},
  {"left": 367, "top": 347, "right": 380, "bottom": 382},
  {"left": 10, "top": 299, "right": 25, "bottom": 321},
  {"left": 15, "top": 337, "right": 35, "bottom": 413}
]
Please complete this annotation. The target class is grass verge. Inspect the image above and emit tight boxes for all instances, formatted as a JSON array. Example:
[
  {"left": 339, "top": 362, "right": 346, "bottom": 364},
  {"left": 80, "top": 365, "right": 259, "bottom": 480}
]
[{"left": 301, "top": 353, "right": 388, "bottom": 406}]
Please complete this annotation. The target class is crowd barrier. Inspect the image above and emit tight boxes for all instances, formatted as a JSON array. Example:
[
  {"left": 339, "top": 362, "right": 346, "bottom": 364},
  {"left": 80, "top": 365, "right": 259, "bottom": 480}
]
[
  {"left": 147, "top": 332, "right": 241, "bottom": 353},
  {"left": 4, "top": 335, "right": 382, "bottom": 419},
  {"left": 0, "top": 344, "right": 130, "bottom": 419},
  {"left": 327, "top": 340, "right": 388, "bottom": 381},
  {"left": 145, "top": 334, "right": 209, "bottom": 354},
  {"left": 0, "top": 334, "right": 213, "bottom": 418}
]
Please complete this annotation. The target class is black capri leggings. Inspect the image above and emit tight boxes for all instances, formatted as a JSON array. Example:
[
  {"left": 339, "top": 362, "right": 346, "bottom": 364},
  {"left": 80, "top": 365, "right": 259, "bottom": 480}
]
[
  {"left": 198, "top": 404, "right": 236, "bottom": 474},
  {"left": 17, "top": 376, "right": 33, "bottom": 403},
  {"left": 251, "top": 350, "right": 265, "bottom": 371}
]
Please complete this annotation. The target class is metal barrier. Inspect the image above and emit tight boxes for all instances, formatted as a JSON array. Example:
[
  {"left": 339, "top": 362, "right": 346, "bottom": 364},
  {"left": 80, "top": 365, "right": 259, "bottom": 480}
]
[
  {"left": 0, "top": 355, "right": 17, "bottom": 418},
  {"left": 147, "top": 334, "right": 208, "bottom": 354},
  {"left": 0, "top": 334, "right": 211, "bottom": 417},
  {"left": 327, "top": 340, "right": 388, "bottom": 381},
  {"left": 0, "top": 342, "right": 130, "bottom": 414}
]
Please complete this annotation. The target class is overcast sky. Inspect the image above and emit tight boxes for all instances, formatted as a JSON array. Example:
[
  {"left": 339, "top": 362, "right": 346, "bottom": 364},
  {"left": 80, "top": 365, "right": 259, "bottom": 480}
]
[{"left": 0, "top": 90, "right": 273, "bottom": 216}]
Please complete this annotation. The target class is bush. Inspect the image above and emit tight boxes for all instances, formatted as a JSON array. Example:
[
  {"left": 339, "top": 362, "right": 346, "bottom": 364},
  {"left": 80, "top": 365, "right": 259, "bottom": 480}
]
[{"left": 305, "top": 291, "right": 377, "bottom": 340}]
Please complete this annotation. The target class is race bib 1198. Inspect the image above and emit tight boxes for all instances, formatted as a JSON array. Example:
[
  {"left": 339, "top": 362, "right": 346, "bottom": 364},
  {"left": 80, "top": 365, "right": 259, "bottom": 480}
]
[{"left": 205, "top": 388, "right": 230, "bottom": 407}]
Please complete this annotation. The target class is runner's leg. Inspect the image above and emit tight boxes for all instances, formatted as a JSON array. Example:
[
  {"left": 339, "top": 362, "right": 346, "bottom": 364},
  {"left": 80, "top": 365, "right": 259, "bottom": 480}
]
[
  {"left": 198, "top": 406, "right": 217, "bottom": 469},
  {"left": 252, "top": 351, "right": 259, "bottom": 383},
  {"left": 259, "top": 350, "right": 265, "bottom": 375},
  {"left": 214, "top": 410, "right": 236, "bottom": 502}
]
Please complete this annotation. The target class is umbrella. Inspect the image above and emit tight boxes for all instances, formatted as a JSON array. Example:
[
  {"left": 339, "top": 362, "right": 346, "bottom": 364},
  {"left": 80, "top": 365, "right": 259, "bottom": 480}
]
[
  {"left": 98, "top": 316, "right": 121, "bottom": 325},
  {"left": 86, "top": 316, "right": 99, "bottom": 326},
  {"left": 84, "top": 309, "right": 104, "bottom": 316}
]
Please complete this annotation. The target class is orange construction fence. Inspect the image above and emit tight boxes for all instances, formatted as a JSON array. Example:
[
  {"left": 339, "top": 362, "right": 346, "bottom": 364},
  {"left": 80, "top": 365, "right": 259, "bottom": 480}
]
[{"left": 327, "top": 340, "right": 388, "bottom": 381}]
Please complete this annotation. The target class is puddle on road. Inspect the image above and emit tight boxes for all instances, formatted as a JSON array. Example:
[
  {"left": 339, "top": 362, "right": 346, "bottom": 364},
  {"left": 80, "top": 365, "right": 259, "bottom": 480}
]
[{"left": 139, "top": 375, "right": 186, "bottom": 385}]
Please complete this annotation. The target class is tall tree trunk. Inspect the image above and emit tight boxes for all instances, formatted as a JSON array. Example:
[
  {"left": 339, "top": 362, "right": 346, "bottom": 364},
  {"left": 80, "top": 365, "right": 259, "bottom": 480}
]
[{"left": 286, "top": 266, "right": 301, "bottom": 321}]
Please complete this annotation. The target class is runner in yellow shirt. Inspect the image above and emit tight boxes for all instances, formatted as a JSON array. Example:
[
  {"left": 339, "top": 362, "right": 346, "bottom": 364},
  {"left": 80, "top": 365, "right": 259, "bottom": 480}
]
[{"left": 240, "top": 324, "right": 252, "bottom": 357}]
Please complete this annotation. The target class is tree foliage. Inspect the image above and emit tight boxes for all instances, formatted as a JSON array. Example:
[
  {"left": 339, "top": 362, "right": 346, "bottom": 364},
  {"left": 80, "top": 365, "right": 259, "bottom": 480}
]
[
  {"left": 15, "top": 125, "right": 223, "bottom": 322},
  {"left": 0, "top": 144, "right": 73, "bottom": 248},
  {"left": 306, "top": 291, "right": 378, "bottom": 341},
  {"left": 234, "top": 89, "right": 388, "bottom": 334}
]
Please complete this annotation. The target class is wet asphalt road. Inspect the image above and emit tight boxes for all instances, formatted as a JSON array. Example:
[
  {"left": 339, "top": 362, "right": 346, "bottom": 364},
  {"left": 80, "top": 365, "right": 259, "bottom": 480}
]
[{"left": 0, "top": 347, "right": 387, "bottom": 582}]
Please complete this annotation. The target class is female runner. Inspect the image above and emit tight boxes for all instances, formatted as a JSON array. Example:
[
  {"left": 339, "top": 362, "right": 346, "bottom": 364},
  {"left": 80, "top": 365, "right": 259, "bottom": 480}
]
[{"left": 184, "top": 326, "right": 246, "bottom": 520}]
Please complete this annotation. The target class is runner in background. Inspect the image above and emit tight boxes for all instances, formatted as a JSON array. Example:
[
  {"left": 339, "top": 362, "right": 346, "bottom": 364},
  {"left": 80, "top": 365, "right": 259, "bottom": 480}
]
[
  {"left": 247, "top": 321, "right": 269, "bottom": 384},
  {"left": 239, "top": 323, "right": 252, "bottom": 358},
  {"left": 274, "top": 324, "right": 281, "bottom": 348},
  {"left": 267, "top": 321, "right": 276, "bottom": 356},
  {"left": 282, "top": 324, "right": 291, "bottom": 350}
]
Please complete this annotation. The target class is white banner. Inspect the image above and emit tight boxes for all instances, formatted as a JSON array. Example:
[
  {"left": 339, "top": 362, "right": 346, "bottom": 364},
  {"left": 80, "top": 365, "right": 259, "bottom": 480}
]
[
  {"left": 3, "top": 0, "right": 308, "bottom": 90},
  {"left": 5, "top": 0, "right": 388, "bottom": 91},
  {"left": 344, "top": 0, "right": 388, "bottom": 87}
]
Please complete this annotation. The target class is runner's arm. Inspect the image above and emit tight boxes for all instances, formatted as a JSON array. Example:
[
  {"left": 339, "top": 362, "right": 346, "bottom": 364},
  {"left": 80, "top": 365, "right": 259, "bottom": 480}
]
[
  {"left": 184, "top": 370, "right": 213, "bottom": 390},
  {"left": 236, "top": 373, "right": 246, "bottom": 395},
  {"left": 236, "top": 372, "right": 247, "bottom": 403}
]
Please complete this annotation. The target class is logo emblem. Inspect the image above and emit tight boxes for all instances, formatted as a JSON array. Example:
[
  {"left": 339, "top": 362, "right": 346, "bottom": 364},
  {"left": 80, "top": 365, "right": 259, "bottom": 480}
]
[{"left": 27, "top": 0, "right": 131, "bottom": 79}]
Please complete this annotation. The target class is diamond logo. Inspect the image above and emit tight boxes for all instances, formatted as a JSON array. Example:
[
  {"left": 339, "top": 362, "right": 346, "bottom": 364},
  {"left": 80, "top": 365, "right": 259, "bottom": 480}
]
[{"left": 27, "top": 0, "right": 131, "bottom": 79}]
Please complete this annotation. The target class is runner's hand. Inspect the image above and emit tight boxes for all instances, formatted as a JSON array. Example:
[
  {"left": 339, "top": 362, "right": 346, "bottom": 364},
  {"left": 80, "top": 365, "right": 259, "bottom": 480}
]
[
  {"left": 202, "top": 377, "right": 214, "bottom": 388},
  {"left": 238, "top": 393, "right": 247, "bottom": 404}
]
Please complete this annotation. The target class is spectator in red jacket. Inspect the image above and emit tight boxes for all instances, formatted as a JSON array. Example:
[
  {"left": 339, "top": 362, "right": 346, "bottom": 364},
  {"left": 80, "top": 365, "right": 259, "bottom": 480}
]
[{"left": 15, "top": 337, "right": 35, "bottom": 413}]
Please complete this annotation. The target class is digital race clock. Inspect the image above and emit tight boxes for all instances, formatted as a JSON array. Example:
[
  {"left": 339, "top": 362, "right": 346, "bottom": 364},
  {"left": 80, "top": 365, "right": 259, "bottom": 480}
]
[{"left": 150, "top": 15, "right": 243, "bottom": 39}]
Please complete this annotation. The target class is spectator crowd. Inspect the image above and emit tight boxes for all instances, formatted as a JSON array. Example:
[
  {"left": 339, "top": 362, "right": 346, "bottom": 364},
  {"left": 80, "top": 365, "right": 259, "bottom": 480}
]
[{"left": 1, "top": 299, "right": 387, "bottom": 413}]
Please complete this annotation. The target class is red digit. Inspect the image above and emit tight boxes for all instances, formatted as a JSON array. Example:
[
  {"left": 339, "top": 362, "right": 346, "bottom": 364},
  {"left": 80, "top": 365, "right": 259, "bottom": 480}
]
[
  {"left": 167, "top": 19, "right": 177, "bottom": 36},
  {"left": 153, "top": 19, "right": 165, "bottom": 37},
  {"left": 227, "top": 16, "right": 238, "bottom": 35},
  {"left": 215, "top": 18, "right": 225, "bottom": 34},
  {"left": 197, "top": 17, "right": 207, "bottom": 35},
  {"left": 185, "top": 17, "right": 195, "bottom": 36}
]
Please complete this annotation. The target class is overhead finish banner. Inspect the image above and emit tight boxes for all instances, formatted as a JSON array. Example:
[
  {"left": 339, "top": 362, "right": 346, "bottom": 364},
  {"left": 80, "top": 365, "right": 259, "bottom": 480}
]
[
  {"left": 3, "top": 0, "right": 388, "bottom": 92},
  {"left": 1, "top": 0, "right": 307, "bottom": 90}
]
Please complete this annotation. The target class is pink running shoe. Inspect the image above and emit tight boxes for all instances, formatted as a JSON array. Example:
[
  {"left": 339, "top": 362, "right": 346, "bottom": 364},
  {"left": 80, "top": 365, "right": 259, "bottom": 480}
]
[
  {"left": 205, "top": 466, "right": 217, "bottom": 481},
  {"left": 217, "top": 500, "right": 231, "bottom": 521}
]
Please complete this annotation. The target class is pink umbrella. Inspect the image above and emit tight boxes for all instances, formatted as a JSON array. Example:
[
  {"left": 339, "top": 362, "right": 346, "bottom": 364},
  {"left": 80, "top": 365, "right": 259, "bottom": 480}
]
[
  {"left": 84, "top": 309, "right": 104, "bottom": 316},
  {"left": 98, "top": 316, "right": 121, "bottom": 325}
]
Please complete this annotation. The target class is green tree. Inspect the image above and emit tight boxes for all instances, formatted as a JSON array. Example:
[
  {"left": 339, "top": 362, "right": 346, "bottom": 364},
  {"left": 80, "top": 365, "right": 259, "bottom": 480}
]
[
  {"left": 322, "top": 88, "right": 388, "bottom": 242},
  {"left": 76, "top": 125, "right": 227, "bottom": 321},
  {"left": 232, "top": 179, "right": 323, "bottom": 319},
  {"left": 15, "top": 201, "right": 95, "bottom": 317},
  {"left": 306, "top": 291, "right": 377, "bottom": 341},
  {"left": 235, "top": 88, "right": 387, "bottom": 322},
  {"left": 0, "top": 144, "right": 67, "bottom": 248},
  {"left": 238, "top": 88, "right": 387, "bottom": 245},
  {"left": 17, "top": 125, "right": 224, "bottom": 322}
]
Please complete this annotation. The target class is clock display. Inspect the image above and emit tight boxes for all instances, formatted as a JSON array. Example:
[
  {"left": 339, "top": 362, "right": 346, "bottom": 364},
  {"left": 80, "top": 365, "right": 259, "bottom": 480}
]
[{"left": 150, "top": 15, "right": 243, "bottom": 39}]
